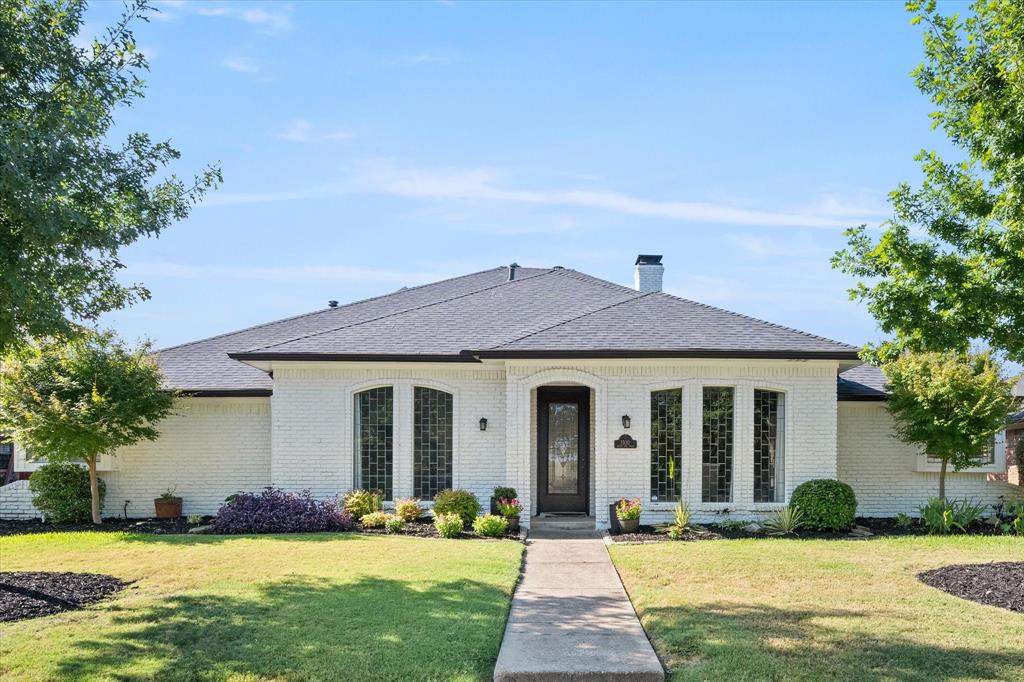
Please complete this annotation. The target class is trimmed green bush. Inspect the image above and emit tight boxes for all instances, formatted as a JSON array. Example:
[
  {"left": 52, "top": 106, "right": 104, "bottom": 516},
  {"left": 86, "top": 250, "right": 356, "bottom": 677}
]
[
  {"left": 473, "top": 514, "right": 509, "bottom": 537},
  {"left": 434, "top": 512, "right": 464, "bottom": 538},
  {"left": 790, "top": 479, "right": 857, "bottom": 531},
  {"left": 29, "top": 463, "right": 105, "bottom": 523},
  {"left": 433, "top": 489, "right": 480, "bottom": 526},
  {"left": 343, "top": 489, "right": 382, "bottom": 520},
  {"left": 492, "top": 486, "right": 517, "bottom": 501},
  {"left": 360, "top": 511, "right": 389, "bottom": 528},
  {"left": 394, "top": 498, "right": 422, "bottom": 523},
  {"left": 384, "top": 514, "right": 405, "bottom": 534}
]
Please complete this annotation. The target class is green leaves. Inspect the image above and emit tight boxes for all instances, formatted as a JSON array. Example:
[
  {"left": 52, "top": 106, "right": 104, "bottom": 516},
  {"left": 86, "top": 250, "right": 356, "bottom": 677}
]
[
  {"left": 0, "top": 0, "right": 221, "bottom": 352},
  {"left": 0, "top": 330, "right": 175, "bottom": 464},
  {"left": 833, "top": 0, "right": 1024, "bottom": 363}
]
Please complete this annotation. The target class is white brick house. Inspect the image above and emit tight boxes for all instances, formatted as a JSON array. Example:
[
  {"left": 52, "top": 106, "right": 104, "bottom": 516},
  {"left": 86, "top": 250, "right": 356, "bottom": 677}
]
[{"left": 4, "top": 256, "right": 1020, "bottom": 526}]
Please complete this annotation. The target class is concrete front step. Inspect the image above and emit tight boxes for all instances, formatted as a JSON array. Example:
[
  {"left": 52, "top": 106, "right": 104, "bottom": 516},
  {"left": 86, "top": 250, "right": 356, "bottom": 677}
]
[{"left": 530, "top": 515, "right": 596, "bottom": 532}]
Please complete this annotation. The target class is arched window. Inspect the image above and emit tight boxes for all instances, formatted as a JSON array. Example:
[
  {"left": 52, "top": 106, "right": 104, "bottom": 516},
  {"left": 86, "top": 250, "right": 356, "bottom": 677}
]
[
  {"left": 650, "top": 389, "right": 683, "bottom": 502},
  {"left": 413, "top": 387, "right": 453, "bottom": 498},
  {"left": 753, "top": 389, "right": 785, "bottom": 503},
  {"left": 354, "top": 386, "right": 393, "bottom": 500}
]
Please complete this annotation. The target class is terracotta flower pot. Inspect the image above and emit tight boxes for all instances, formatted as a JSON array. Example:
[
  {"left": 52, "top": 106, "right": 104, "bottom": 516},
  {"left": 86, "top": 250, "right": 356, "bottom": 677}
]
[
  {"left": 618, "top": 517, "right": 639, "bottom": 533},
  {"left": 154, "top": 497, "right": 183, "bottom": 519}
]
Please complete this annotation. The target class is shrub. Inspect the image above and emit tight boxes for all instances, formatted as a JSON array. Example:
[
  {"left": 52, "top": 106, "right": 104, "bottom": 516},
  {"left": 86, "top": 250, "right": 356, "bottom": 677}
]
[
  {"left": 493, "top": 486, "right": 517, "bottom": 501},
  {"left": 29, "top": 463, "right": 105, "bottom": 523},
  {"left": 790, "top": 479, "right": 857, "bottom": 531},
  {"left": 384, "top": 514, "right": 405, "bottom": 534},
  {"left": 360, "top": 511, "right": 390, "bottom": 529},
  {"left": 895, "top": 512, "right": 914, "bottom": 528},
  {"left": 473, "top": 514, "right": 508, "bottom": 537},
  {"left": 496, "top": 497, "right": 521, "bottom": 518},
  {"left": 919, "top": 497, "right": 986, "bottom": 534},
  {"left": 343, "top": 489, "right": 382, "bottom": 520},
  {"left": 762, "top": 505, "right": 804, "bottom": 536},
  {"left": 187, "top": 514, "right": 203, "bottom": 525},
  {"left": 657, "top": 501, "right": 695, "bottom": 538},
  {"left": 433, "top": 489, "right": 480, "bottom": 526},
  {"left": 212, "top": 487, "right": 353, "bottom": 534},
  {"left": 615, "top": 497, "right": 642, "bottom": 520},
  {"left": 394, "top": 498, "right": 422, "bottom": 523},
  {"left": 998, "top": 499, "right": 1024, "bottom": 536},
  {"left": 434, "top": 512, "right": 464, "bottom": 538}
]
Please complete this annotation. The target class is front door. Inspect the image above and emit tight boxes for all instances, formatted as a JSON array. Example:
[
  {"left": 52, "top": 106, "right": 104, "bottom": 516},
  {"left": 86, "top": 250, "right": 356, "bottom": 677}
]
[{"left": 537, "top": 387, "right": 590, "bottom": 513}]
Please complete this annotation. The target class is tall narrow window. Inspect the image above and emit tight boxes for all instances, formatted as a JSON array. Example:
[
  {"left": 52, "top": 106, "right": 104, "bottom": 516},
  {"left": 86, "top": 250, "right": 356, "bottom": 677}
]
[
  {"left": 753, "top": 390, "right": 785, "bottom": 502},
  {"left": 355, "top": 386, "right": 393, "bottom": 499},
  {"left": 702, "top": 387, "right": 734, "bottom": 503},
  {"left": 650, "top": 389, "right": 683, "bottom": 501},
  {"left": 413, "top": 387, "right": 453, "bottom": 498}
]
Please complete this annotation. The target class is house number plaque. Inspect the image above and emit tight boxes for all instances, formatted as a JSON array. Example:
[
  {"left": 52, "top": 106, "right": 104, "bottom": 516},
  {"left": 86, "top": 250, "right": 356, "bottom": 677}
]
[{"left": 613, "top": 433, "right": 637, "bottom": 449}]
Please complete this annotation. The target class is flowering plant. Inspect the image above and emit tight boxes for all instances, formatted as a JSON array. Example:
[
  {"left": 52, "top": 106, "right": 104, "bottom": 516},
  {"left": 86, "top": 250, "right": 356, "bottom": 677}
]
[
  {"left": 615, "top": 497, "right": 642, "bottom": 520},
  {"left": 496, "top": 497, "right": 521, "bottom": 518}
]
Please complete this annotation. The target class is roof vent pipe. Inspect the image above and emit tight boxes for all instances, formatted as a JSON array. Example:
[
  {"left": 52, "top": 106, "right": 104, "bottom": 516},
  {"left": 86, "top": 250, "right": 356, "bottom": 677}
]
[
  {"left": 634, "top": 254, "right": 664, "bottom": 293},
  {"left": 507, "top": 262, "right": 519, "bottom": 281},
  {"left": 327, "top": 300, "right": 339, "bottom": 308}
]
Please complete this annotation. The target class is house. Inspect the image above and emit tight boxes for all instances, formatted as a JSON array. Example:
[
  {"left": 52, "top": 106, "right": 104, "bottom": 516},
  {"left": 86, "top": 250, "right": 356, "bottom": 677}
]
[{"left": 3, "top": 256, "right": 1021, "bottom": 526}]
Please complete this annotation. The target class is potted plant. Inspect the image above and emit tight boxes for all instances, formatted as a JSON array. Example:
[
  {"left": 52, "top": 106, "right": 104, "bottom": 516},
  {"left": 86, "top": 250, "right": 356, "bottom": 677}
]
[
  {"left": 615, "top": 497, "right": 642, "bottom": 533},
  {"left": 496, "top": 497, "right": 522, "bottom": 532},
  {"left": 154, "top": 487, "right": 182, "bottom": 519},
  {"left": 491, "top": 486, "right": 517, "bottom": 515}
]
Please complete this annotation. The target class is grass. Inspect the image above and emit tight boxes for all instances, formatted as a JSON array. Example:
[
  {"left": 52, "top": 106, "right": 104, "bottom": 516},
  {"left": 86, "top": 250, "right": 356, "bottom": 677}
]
[
  {"left": 609, "top": 536, "right": 1024, "bottom": 681},
  {"left": 0, "top": 532, "right": 524, "bottom": 682}
]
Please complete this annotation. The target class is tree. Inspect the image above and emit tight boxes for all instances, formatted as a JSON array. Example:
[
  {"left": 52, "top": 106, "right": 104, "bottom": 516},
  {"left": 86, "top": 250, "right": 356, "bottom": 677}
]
[
  {"left": 0, "top": 0, "right": 221, "bottom": 353},
  {"left": 832, "top": 0, "right": 1024, "bottom": 364},
  {"left": 883, "top": 350, "right": 1015, "bottom": 499},
  {"left": 0, "top": 331, "right": 174, "bottom": 523}
]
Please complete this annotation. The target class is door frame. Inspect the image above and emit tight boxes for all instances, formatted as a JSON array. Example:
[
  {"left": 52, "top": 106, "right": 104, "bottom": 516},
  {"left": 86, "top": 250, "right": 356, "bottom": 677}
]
[{"left": 536, "top": 386, "right": 590, "bottom": 514}]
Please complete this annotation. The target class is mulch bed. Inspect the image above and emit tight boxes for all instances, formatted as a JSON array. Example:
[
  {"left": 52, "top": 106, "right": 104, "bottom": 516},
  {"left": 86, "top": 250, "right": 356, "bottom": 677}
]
[
  {"left": 357, "top": 519, "right": 523, "bottom": 541},
  {"left": 0, "top": 517, "right": 205, "bottom": 537},
  {"left": 917, "top": 562, "right": 1024, "bottom": 613},
  {"left": 0, "top": 571, "right": 129, "bottom": 622}
]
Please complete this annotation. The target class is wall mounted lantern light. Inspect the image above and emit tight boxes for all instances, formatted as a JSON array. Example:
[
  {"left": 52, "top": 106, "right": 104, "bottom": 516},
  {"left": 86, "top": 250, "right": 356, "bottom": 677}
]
[
  {"left": 622, "top": 414, "right": 631, "bottom": 429},
  {"left": 479, "top": 417, "right": 488, "bottom": 431}
]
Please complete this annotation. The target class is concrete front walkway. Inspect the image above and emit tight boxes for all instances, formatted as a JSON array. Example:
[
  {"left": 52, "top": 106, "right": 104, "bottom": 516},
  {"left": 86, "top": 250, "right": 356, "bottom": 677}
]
[{"left": 493, "top": 530, "right": 664, "bottom": 681}]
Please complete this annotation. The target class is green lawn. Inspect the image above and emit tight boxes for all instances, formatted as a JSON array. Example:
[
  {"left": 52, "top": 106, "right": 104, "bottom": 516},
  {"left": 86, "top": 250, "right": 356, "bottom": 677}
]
[
  {"left": 0, "top": 532, "right": 524, "bottom": 682},
  {"left": 609, "top": 536, "right": 1024, "bottom": 681}
]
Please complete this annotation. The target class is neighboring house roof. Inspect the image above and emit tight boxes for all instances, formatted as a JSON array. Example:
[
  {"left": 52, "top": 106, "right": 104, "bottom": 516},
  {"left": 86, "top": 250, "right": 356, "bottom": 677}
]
[{"left": 156, "top": 265, "right": 862, "bottom": 396}]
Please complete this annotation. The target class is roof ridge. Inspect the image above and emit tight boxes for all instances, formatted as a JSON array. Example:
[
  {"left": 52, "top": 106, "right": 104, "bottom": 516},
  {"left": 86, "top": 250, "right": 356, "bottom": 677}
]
[
  {"left": 156, "top": 266, "right": 513, "bottom": 354},
  {"left": 241, "top": 267, "right": 556, "bottom": 353},
  {"left": 651, "top": 291, "right": 857, "bottom": 350},
  {"left": 484, "top": 291, "right": 655, "bottom": 350},
  {"left": 555, "top": 268, "right": 640, "bottom": 294}
]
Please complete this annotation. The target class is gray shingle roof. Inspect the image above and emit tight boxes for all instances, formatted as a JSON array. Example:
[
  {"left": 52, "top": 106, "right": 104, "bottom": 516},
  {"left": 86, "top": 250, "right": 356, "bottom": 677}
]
[
  {"left": 156, "top": 265, "right": 864, "bottom": 395},
  {"left": 836, "top": 363, "right": 886, "bottom": 401}
]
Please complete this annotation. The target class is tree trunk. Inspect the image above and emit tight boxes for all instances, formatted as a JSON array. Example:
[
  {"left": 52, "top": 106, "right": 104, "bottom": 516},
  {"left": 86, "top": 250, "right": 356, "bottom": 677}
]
[
  {"left": 938, "top": 457, "right": 947, "bottom": 501},
  {"left": 87, "top": 457, "right": 101, "bottom": 525}
]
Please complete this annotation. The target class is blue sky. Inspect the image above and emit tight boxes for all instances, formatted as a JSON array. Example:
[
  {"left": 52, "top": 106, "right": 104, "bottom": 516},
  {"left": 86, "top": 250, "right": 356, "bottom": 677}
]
[{"left": 87, "top": 0, "right": 966, "bottom": 350}]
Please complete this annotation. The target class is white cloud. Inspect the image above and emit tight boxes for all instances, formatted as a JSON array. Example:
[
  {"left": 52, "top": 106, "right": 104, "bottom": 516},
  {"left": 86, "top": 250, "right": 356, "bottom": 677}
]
[
  {"left": 723, "top": 234, "right": 828, "bottom": 258},
  {"left": 277, "top": 118, "right": 353, "bottom": 143},
  {"left": 221, "top": 55, "right": 259, "bottom": 73},
  {"left": 158, "top": 2, "right": 292, "bottom": 32}
]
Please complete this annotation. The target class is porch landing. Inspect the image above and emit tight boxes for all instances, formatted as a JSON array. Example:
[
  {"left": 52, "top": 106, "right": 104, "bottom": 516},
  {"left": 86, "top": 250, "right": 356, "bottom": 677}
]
[{"left": 492, "top": 529, "right": 664, "bottom": 681}]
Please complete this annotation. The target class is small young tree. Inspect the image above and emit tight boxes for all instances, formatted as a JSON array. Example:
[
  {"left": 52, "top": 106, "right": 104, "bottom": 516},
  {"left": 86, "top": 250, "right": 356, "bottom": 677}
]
[
  {"left": 883, "top": 351, "right": 1015, "bottom": 499},
  {"left": 0, "top": 331, "right": 174, "bottom": 523}
]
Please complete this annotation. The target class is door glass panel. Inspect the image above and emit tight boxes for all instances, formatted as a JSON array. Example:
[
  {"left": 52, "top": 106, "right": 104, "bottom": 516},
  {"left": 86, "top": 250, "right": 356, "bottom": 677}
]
[{"left": 548, "top": 402, "right": 579, "bottom": 494}]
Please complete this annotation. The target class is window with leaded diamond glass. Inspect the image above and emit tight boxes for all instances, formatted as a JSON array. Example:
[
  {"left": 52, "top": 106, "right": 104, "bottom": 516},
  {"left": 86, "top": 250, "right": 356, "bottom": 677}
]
[
  {"left": 650, "top": 389, "right": 683, "bottom": 501},
  {"left": 354, "top": 386, "right": 393, "bottom": 499},
  {"left": 413, "top": 387, "right": 453, "bottom": 498},
  {"left": 753, "top": 389, "right": 785, "bottom": 503},
  {"left": 702, "top": 387, "right": 734, "bottom": 503}
]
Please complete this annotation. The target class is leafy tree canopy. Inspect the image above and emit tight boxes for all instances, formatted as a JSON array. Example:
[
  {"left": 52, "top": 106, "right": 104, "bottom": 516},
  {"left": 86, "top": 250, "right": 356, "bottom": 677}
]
[
  {"left": 0, "top": 330, "right": 175, "bottom": 522},
  {"left": 833, "top": 0, "right": 1024, "bottom": 364},
  {"left": 0, "top": 0, "right": 220, "bottom": 352},
  {"left": 883, "top": 350, "right": 1015, "bottom": 498}
]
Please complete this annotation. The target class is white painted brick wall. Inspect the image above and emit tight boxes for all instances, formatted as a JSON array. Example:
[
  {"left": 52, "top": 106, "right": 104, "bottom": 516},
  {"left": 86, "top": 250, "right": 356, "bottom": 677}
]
[
  {"left": 837, "top": 402, "right": 1023, "bottom": 516},
  {"left": 102, "top": 397, "right": 271, "bottom": 517},
  {"left": 0, "top": 480, "right": 41, "bottom": 520},
  {"left": 271, "top": 364, "right": 506, "bottom": 506}
]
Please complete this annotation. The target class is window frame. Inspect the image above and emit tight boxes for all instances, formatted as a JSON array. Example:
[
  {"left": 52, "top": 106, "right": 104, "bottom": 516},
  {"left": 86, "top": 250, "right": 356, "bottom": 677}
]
[
  {"left": 649, "top": 387, "right": 684, "bottom": 503},
  {"left": 753, "top": 388, "right": 786, "bottom": 504},
  {"left": 412, "top": 385, "right": 454, "bottom": 499},
  {"left": 915, "top": 431, "right": 1006, "bottom": 474},
  {"left": 353, "top": 385, "right": 395, "bottom": 500},
  {"left": 701, "top": 385, "right": 736, "bottom": 504}
]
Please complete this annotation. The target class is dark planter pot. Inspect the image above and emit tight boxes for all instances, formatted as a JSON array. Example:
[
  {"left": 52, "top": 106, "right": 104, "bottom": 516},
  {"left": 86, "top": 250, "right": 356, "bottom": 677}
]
[
  {"left": 608, "top": 502, "right": 622, "bottom": 533},
  {"left": 506, "top": 516, "right": 520, "bottom": 533},
  {"left": 618, "top": 517, "right": 639, "bottom": 534},
  {"left": 154, "top": 497, "right": 183, "bottom": 519},
  {"left": 490, "top": 497, "right": 499, "bottom": 515}
]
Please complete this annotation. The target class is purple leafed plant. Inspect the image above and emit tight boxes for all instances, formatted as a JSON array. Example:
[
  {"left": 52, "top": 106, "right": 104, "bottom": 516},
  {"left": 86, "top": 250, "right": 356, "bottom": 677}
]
[{"left": 212, "top": 487, "right": 354, "bottom": 534}]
